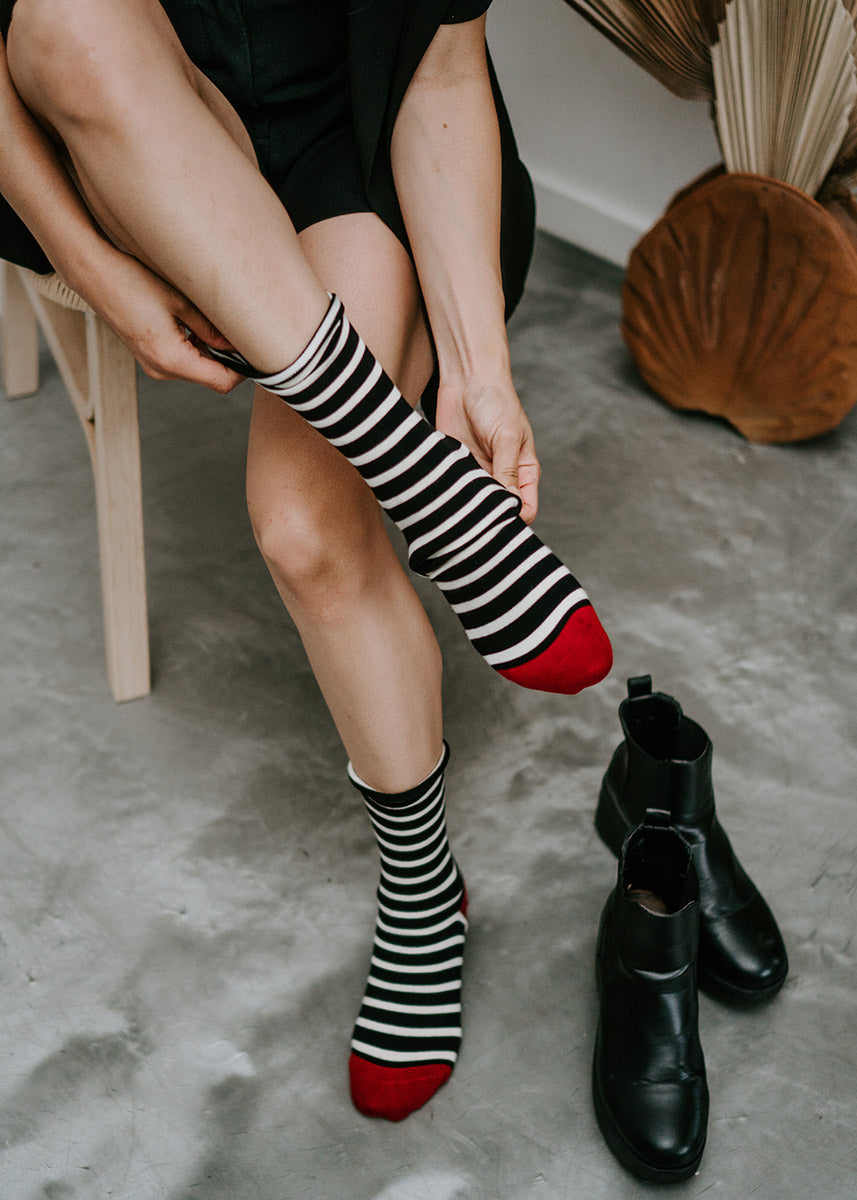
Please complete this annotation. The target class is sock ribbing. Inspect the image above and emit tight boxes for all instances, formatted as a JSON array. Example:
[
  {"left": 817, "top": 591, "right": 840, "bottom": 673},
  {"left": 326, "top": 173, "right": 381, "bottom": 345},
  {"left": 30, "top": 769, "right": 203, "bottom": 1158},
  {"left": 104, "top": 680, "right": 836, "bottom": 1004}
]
[
  {"left": 347, "top": 744, "right": 467, "bottom": 1120},
  {"left": 210, "top": 297, "right": 612, "bottom": 693}
]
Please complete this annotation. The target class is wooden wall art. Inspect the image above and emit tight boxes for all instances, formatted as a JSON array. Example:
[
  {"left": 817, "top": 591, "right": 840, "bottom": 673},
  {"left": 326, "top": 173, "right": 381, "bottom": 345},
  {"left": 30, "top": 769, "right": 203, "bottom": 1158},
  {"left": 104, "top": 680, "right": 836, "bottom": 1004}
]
[
  {"left": 622, "top": 169, "right": 857, "bottom": 441},
  {"left": 564, "top": 0, "right": 857, "bottom": 441}
]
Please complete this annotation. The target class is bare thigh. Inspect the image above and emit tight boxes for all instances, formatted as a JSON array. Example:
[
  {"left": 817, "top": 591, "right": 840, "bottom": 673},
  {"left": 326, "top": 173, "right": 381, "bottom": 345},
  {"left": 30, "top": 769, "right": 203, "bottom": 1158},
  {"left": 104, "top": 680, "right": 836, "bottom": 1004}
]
[
  {"left": 246, "top": 211, "right": 435, "bottom": 572},
  {"left": 8, "top": 0, "right": 258, "bottom": 240}
]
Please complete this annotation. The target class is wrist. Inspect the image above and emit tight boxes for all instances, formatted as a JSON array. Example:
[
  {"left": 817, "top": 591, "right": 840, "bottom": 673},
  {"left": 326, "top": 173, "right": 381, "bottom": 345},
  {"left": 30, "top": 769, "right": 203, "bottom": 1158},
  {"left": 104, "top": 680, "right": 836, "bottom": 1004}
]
[
  {"left": 49, "top": 224, "right": 123, "bottom": 304},
  {"left": 436, "top": 328, "right": 511, "bottom": 389}
]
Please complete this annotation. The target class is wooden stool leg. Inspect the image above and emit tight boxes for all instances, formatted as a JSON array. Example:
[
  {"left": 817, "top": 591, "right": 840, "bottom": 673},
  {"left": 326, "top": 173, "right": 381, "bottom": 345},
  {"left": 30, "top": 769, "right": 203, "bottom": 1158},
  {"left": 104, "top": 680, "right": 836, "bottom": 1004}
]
[
  {"left": 1, "top": 262, "right": 40, "bottom": 398},
  {"left": 85, "top": 313, "right": 151, "bottom": 701}
]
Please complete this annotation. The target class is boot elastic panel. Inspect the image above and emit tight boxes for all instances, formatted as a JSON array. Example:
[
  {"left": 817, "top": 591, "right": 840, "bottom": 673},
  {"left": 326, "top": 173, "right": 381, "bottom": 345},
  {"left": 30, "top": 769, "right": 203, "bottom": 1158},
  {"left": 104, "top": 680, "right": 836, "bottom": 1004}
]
[{"left": 621, "top": 674, "right": 709, "bottom": 770}]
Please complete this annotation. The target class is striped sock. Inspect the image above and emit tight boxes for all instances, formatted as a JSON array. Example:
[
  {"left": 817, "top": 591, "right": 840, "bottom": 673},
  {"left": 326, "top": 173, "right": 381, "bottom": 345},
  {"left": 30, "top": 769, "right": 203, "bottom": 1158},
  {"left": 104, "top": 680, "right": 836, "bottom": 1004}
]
[
  {"left": 210, "top": 296, "right": 612, "bottom": 694},
  {"left": 347, "top": 744, "right": 467, "bottom": 1121}
]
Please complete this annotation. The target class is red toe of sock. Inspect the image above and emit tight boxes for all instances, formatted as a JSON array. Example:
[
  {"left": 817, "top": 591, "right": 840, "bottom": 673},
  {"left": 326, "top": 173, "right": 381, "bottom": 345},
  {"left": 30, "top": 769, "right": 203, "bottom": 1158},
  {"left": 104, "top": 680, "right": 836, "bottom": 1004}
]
[
  {"left": 349, "top": 1055, "right": 453, "bottom": 1121},
  {"left": 497, "top": 605, "right": 613, "bottom": 695}
]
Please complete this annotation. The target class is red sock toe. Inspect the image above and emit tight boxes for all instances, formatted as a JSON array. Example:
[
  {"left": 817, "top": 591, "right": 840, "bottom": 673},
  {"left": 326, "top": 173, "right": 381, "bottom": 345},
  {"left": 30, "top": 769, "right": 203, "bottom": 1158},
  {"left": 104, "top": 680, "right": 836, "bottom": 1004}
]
[
  {"left": 497, "top": 605, "right": 613, "bottom": 694},
  {"left": 349, "top": 1056, "right": 453, "bottom": 1121}
]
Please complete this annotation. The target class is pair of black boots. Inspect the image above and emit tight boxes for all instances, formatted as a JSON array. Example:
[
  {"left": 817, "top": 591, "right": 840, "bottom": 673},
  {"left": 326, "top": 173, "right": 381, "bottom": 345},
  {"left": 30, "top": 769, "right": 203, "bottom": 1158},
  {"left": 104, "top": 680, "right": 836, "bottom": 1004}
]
[{"left": 592, "top": 676, "right": 788, "bottom": 1183}]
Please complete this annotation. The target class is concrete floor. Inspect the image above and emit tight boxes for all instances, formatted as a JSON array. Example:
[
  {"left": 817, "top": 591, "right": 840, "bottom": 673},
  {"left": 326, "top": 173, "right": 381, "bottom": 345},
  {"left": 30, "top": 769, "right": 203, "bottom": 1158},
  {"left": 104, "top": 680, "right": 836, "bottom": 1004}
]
[{"left": 1, "top": 233, "right": 856, "bottom": 1199}]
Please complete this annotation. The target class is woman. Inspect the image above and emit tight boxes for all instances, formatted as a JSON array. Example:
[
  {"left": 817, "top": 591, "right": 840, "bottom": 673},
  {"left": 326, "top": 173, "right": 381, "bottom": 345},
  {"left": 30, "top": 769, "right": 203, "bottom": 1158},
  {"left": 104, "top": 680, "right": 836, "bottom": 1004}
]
[{"left": 0, "top": 0, "right": 611, "bottom": 1121}]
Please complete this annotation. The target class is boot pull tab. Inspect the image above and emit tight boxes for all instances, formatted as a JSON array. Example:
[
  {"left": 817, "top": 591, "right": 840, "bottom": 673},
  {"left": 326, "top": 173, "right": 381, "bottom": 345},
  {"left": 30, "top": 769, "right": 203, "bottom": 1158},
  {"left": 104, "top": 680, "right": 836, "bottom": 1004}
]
[
  {"left": 643, "top": 807, "right": 672, "bottom": 829},
  {"left": 627, "top": 675, "right": 653, "bottom": 700}
]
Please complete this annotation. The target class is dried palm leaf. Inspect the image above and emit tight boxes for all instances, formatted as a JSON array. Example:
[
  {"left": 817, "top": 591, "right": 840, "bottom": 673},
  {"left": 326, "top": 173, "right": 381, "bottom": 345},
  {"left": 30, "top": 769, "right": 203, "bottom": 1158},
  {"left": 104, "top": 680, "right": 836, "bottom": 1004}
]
[
  {"left": 712, "top": 0, "right": 857, "bottom": 196},
  {"left": 567, "top": 2, "right": 857, "bottom": 441},
  {"left": 825, "top": 0, "right": 857, "bottom": 187},
  {"left": 564, "top": 0, "right": 857, "bottom": 196},
  {"left": 562, "top": 0, "right": 726, "bottom": 98}
]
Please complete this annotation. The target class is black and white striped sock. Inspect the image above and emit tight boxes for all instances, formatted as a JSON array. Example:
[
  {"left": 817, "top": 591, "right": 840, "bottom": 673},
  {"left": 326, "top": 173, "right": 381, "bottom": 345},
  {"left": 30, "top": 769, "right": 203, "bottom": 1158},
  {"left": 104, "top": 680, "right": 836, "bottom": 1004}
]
[
  {"left": 210, "top": 296, "right": 612, "bottom": 696},
  {"left": 347, "top": 743, "right": 467, "bottom": 1121}
]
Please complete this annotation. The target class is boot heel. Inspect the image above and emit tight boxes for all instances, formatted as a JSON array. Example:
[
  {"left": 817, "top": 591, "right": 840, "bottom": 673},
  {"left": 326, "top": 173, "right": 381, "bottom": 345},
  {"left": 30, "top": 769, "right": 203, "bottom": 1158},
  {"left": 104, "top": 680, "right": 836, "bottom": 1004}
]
[{"left": 595, "top": 780, "right": 630, "bottom": 856}]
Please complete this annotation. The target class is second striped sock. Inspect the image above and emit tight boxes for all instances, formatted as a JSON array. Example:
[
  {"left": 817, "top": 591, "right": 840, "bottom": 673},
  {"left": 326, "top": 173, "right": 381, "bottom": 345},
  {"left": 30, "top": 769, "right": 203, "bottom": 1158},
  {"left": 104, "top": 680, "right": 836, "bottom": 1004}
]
[{"left": 347, "top": 744, "right": 466, "bottom": 1121}]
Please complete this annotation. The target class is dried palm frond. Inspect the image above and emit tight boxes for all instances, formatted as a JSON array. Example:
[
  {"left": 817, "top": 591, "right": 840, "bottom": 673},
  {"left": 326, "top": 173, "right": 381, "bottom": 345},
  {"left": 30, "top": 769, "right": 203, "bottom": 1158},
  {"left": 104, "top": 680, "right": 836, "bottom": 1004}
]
[
  {"left": 826, "top": 0, "right": 857, "bottom": 187},
  {"left": 712, "top": 0, "right": 857, "bottom": 196},
  {"left": 563, "top": 0, "right": 857, "bottom": 196},
  {"left": 563, "top": 0, "right": 726, "bottom": 98}
]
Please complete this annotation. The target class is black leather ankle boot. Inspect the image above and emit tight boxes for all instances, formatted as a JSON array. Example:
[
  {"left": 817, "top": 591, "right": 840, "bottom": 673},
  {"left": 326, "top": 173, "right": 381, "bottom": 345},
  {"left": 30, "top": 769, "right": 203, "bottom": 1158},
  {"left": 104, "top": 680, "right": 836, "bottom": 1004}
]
[
  {"left": 593, "top": 812, "right": 708, "bottom": 1182},
  {"left": 596, "top": 676, "right": 788, "bottom": 1005}
]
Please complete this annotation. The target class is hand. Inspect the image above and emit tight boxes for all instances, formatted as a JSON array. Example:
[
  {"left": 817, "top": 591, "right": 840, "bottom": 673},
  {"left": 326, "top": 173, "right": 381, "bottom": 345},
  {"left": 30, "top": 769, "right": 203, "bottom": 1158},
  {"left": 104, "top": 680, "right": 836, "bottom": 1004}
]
[
  {"left": 76, "top": 249, "right": 244, "bottom": 394},
  {"left": 435, "top": 375, "right": 541, "bottom": 524}
]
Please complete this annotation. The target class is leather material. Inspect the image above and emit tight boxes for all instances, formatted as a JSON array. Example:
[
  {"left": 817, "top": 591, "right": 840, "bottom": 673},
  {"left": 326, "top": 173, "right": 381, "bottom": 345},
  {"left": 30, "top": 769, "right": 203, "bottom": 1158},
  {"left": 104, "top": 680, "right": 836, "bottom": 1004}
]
[
  {"left": 593, "top": 819, "right": 708, "bottom": 1182},
  {"left": 596, "top": 676, "right": 788, "bottom": 1004}
]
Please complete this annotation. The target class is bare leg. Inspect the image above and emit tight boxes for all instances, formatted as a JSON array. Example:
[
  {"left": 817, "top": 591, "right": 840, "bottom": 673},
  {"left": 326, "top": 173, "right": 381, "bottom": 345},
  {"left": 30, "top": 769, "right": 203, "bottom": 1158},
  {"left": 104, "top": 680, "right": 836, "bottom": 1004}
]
[
  {"left": 9, "top": 0, "right": 444, "bottom": 790},
  {"left": 9, "top": 0, "right": 612, "bottom": 709},
  {"left": 247, "top": 214, "right": 443, "bottom": 792},
  {"left": 7, "top": 0, "right": 329, "bottom": 369}
]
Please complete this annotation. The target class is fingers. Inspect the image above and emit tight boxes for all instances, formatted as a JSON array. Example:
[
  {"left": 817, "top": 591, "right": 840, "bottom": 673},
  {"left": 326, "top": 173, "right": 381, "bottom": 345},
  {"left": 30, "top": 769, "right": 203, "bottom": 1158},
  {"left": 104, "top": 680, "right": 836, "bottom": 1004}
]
[
  {"left": 176, "top": 302, "right": 244, "bottom": 391},
  {"left": 436, "top": 381, "right": 542, "bottom": 524},
  {"left": 92, "top": 256, "right": 244, "bottom": 392},
  {"left": 140, "top": 297, "right": 243, "bottom": 391},
  {"left": 178, "top": 342, "right": 245, "bottom": 392},
  {"left": 491, "top": 430, "right": 523, "bottom": 500},
  {"left": 491, "top": 429, "right": 540, "bottom": 524},
  {"left": 179, "top": 303, "right": 235, "bottom": 351},
  {"left": 140, "top": 333, "right": 244, "bottom": 393},
  {"left": 516, "top": 457, "right": 540, "bottom": 524}
]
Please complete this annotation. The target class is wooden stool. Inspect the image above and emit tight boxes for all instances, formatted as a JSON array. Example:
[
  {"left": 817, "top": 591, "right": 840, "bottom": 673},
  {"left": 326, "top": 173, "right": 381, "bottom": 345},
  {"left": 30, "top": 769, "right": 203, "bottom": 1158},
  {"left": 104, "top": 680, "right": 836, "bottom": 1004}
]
[{"left": 1, "top": 260, "right": 150, "bottom": 701}]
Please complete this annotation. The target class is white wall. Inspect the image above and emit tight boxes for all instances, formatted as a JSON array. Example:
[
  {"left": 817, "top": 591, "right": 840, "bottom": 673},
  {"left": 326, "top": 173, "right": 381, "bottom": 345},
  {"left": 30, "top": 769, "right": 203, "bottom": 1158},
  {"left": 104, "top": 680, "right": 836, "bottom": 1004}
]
[{"left": 487, "top": 0, "right": 721, "bottom": 265}]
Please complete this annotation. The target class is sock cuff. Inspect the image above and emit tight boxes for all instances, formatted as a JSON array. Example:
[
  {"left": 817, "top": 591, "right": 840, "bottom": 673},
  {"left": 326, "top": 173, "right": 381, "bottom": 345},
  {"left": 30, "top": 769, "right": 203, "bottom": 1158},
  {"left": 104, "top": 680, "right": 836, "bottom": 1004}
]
[
  {"left": 255, "top": 293, "right": 345, "bottom": 392},
  {"left": 203, "top": 293, "right": 343, "bottom": 383},
  {"left": 347, "top": 742, "right": 450, "bottom": 808}
]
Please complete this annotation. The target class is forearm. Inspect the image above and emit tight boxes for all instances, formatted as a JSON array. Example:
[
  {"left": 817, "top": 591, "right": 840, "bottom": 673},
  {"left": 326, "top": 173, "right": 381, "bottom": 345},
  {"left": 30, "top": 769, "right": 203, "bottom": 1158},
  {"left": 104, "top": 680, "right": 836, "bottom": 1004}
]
[
  {"left": 0, "top": 36, "right": 121, "bottom": 296},
  {"left": 389, "top": 19, "right": 540, "bottom": 520},
  {"left": 390, "top": 19, "right": 511, "bottom": 387},
  {"left": 0, "top": 29, "right": 244, "bottom": 392}
]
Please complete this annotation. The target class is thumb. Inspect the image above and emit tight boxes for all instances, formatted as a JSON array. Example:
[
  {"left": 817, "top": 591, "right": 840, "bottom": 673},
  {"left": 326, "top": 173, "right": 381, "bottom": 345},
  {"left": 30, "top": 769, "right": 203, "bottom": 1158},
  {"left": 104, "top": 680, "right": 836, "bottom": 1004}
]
[
  {"left": 180, "top": 304, "right": 235, "bottom": 351},
  {"left": 173, "top": 336, "right": 245, "bottom": 393},
  {"left": 491, "top": 431, "right": 524, "bottom": 507}
]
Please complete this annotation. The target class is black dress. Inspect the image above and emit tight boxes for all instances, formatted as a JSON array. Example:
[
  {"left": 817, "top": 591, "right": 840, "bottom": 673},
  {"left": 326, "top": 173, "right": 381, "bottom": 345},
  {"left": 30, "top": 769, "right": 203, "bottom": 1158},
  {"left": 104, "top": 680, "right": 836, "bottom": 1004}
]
[{"left": 0, "top": 0, "right": 533, "bottom": 319}]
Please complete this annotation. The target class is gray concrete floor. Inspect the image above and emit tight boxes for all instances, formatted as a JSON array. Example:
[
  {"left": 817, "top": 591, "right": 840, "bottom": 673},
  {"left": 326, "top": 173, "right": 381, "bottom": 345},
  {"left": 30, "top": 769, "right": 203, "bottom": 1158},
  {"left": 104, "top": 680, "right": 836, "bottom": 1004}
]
[{"left": 1, "top": 233, "right": 856, "bottom": 1199}]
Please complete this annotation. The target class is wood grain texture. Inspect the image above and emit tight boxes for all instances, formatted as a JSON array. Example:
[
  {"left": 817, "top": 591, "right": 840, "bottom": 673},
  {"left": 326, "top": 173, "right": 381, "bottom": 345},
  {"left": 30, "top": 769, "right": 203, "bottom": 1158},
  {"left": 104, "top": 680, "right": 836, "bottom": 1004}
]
[{"left": 622, "top": 170, "right": 857, "bottom": 441}]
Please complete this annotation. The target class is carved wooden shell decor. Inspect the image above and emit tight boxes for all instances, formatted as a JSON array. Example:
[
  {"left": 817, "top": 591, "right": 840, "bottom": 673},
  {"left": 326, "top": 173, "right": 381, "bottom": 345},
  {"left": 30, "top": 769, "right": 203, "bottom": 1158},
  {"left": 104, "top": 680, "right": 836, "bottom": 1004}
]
[{"left": 622, "top": 169, "right": 857, "bottom": 442}]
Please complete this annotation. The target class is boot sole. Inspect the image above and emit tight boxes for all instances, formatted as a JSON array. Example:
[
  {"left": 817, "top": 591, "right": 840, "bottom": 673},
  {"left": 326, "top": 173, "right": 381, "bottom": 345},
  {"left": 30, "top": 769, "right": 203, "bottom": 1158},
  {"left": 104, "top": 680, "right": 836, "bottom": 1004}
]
[
  {"left": 591, "top": 1056, "right": 705, "bottom": 1183},
  {"left": 595, "top": 780, "right": 787, "bottom": 1007},
  {"left": 697, "top": 960, "right": 786, "bottom": 1006}
]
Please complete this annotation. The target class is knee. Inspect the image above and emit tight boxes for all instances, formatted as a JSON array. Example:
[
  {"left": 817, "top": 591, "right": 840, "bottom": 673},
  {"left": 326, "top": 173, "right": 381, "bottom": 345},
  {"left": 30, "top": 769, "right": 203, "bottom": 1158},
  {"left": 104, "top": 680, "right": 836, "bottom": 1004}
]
[
  {"left": 250, "top": 493, "right": 392, "bottom": 621},
  {"left": 8, "top": 0, "right": 147, "bottom": 123}
]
